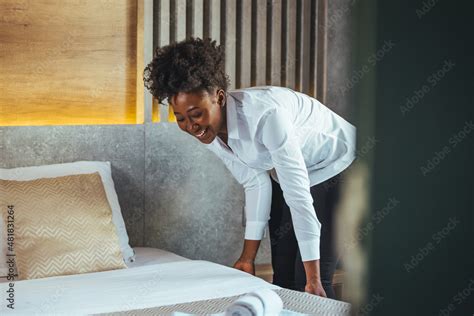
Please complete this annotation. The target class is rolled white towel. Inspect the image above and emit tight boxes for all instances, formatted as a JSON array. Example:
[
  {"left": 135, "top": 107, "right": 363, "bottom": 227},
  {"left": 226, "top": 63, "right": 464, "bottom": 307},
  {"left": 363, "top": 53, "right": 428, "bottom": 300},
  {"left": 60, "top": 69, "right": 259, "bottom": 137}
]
[
  {"left": 224, "top": 295, "right": 264, "bottom": 316},
  {"left": 225, "top": 288, "right": 283, "bottom": 316}
]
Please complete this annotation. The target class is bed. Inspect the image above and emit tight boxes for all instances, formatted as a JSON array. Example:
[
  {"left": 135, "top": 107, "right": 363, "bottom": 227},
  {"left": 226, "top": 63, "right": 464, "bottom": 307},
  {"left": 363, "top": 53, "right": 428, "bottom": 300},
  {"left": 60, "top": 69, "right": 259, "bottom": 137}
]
[
  {"left": 0, "top": 247, "right": 351, "bottom": 315},
  {"left": 0, "top": 161, "right": 351, "bottom": 315}
]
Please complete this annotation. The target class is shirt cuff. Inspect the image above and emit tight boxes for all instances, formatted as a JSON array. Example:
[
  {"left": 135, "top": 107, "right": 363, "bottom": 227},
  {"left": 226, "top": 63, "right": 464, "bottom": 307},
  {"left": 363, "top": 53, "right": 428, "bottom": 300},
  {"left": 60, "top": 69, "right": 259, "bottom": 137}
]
[
  {"left": 244, "top": 221, "right": 267, "bottom": 240},
  {"left": 298, "top": 237, "right": 321, "bottom": 261}
]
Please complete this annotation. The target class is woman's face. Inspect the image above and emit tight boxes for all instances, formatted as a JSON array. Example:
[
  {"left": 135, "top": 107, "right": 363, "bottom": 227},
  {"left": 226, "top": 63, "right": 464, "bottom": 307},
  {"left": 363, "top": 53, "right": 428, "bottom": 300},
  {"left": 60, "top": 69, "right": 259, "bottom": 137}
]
[{"left": 171, "top": 88, "right": 226, "bottom": 144}]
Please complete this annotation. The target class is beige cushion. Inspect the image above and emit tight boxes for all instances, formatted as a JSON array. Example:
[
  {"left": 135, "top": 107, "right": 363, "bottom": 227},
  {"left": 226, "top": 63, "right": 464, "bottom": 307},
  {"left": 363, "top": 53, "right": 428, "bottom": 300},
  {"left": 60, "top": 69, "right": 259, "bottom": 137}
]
[{"left": 0, "top": 172, "right": 126, "bottom": 280}]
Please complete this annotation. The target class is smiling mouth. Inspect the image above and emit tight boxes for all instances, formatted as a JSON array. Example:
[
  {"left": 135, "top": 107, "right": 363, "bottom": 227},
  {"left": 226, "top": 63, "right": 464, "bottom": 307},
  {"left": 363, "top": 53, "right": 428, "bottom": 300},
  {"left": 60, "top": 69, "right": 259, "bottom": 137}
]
[{"left": 195, "top": 127, "right": 208, "bottom": 139}]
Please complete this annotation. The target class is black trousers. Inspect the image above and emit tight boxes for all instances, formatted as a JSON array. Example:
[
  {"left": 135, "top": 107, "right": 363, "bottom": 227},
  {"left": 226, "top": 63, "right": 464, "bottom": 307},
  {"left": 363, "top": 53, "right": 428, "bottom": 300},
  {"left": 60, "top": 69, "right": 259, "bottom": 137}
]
[{"left": 268, "top": 174, "right": 341, "bottom": 299}]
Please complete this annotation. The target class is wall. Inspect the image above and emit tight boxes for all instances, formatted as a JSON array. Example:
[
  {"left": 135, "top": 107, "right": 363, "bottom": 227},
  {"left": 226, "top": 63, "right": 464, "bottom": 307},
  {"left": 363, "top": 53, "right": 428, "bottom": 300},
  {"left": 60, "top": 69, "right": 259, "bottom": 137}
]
[
  {"left": 146, "top": 0, "right": 354, "bottom": 265},
  {"left": 0, "top": 0, "right": 140, "bottom": 125},
  {"left": 0, "top": 0, "right": 354, "bottom": 267}
]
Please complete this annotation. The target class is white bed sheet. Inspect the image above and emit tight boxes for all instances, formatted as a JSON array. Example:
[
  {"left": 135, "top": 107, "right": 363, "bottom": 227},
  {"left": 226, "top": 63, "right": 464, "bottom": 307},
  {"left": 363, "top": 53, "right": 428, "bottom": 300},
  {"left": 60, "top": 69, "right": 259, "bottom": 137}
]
[
  {"left": 126, "top": 247, "right": 190, "bottom": 267},
  {"left": 0, "top": 247, "right": 280, "bottom": 315}
]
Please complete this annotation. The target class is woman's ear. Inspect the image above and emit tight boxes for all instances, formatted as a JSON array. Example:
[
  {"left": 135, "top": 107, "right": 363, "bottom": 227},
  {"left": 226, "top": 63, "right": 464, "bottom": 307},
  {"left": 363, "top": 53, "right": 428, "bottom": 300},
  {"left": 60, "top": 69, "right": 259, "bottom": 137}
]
[{"left": 216, "top": 89, "right": 226, "bottom": 107}]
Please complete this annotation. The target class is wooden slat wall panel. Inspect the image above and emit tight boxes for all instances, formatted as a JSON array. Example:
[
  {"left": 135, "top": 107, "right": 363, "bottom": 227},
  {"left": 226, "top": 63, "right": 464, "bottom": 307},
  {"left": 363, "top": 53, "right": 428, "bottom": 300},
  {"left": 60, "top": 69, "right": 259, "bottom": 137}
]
[
  {"left": 251, "top": 0, "right": 266, "bottom": 86},
  {"left": 144, "top": 0, "right": 154, "bottom": 123},
  {"left": 309, "top": 0, "right": 318, "bottom": 98},
  {"left": 137, "top": 0, "right": 154, "bottom": 124},
  {"left": 236, "top": 0, "right": 252, "bottom": 88},
  {"left": 222, "top": 0, "right": 237, "bottom": 90},
  {"left": 203, "top": 0, "right": 220, "bottom": 44},
  {"left": 316, "top": 0, "right": 328, "bottom": 103},
  {"left": 156, "top": 0, "right": 171, "bottom": 46},
  {"left": 283, "top": 0, "right": 297, "bottom": 90},
  {"left": 154, "top": 0, "right": 171, "bottom": 121},
  {"left": 268, "top": 0, "right": 282, "bottom": 86},
  {"left": 174, "top": 0, "right": 187, "bottom": 41},
  {"left": 296, "top": 0, "right": 312, "bottom": 95},
  {"left": 137, "top": 0, "right": 145, "bottom": 123},
  {"left": 154, "top": 0, "right": 328, "bottom": 122},
  {"left": 191, "top": 0, "right": 204, "bottom": 39}
]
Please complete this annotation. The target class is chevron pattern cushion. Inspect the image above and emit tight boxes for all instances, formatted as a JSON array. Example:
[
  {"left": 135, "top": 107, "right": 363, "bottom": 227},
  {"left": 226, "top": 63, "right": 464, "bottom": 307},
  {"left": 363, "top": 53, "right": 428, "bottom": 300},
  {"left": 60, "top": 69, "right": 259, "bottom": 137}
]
[{"left": 0, "top": 172, "right": 127, "bottom": 280}]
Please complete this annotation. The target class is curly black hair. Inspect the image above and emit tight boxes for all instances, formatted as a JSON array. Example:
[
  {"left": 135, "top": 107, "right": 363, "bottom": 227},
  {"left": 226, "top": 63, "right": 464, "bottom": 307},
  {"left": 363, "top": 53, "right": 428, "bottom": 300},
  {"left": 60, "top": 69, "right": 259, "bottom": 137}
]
[{"left": 143, "top": 37, "right": 230, "bottom": 105}]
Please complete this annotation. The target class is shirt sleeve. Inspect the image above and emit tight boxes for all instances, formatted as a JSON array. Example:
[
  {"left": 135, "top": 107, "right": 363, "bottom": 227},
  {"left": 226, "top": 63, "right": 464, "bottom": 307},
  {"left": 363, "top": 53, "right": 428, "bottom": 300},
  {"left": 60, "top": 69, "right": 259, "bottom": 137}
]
[
  {"left": 218, "top": 155, "right": 272, "bottom": 241},
  {"left": 259, "top": 107, "right": 322, "bottom": 261}
]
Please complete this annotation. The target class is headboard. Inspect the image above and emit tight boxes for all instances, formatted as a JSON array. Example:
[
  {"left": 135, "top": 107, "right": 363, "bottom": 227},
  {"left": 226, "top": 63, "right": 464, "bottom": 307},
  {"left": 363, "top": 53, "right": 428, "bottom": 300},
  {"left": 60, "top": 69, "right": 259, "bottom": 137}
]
[{"left": 0, "top": 123, "right": 272, "bottom": 265}]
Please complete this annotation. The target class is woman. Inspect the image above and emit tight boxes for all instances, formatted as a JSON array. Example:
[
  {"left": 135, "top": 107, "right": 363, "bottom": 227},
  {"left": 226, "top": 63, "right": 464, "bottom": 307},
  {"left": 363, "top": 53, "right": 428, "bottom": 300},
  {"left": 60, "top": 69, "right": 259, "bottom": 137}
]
[{"left": 144, "top": 38, "right": 356, "bottom": 298}]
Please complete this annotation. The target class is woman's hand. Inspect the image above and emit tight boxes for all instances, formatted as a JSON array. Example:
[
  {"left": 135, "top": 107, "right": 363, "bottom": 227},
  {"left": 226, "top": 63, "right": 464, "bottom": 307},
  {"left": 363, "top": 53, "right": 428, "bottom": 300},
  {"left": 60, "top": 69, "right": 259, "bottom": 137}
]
[
  {"left": 305, "top": 277, "right": 327, "bottom": 297},
  {"left": 232, "top": 257, "right": 255, "bottom": 275},
  {"left": 232, "top": 239, "right": 261, "bottom": 275},
  {"left": 303, "top": 259, "right": 327, "bottom": 297}
]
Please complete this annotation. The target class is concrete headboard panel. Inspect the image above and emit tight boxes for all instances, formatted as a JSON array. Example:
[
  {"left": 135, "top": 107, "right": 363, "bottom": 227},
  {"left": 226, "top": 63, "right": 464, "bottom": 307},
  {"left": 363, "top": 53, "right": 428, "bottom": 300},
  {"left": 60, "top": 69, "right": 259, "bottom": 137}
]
[{"left": 0, "top": 123, "right": 272, "bottom": 266}]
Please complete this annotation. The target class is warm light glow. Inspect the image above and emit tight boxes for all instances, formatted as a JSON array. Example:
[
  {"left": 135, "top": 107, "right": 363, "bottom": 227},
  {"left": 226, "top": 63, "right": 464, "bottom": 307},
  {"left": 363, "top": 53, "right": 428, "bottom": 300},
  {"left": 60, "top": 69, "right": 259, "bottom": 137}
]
[
  {"left": 0, "top": 117, "right": 138, "bottom": 127},
  {"left": 168, "top": 107, "right": 176, "bottom": 122},
  {"left": 152, "top": 98, "right": 160, "bottom": 122},
  {"left": 0, "top": 0, "right": 141, "bottom": 127}
]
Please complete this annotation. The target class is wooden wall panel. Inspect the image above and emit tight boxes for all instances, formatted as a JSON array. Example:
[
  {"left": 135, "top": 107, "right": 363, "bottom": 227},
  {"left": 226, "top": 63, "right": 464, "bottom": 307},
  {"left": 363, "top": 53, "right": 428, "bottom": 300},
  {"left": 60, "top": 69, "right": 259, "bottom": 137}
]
[
  {"left": 222, "top": 0, "right": 237, "bottom": 90},
  {"left": 268, "top": 0, "right": 282, "bottom": 86},
  {"left": 297, "top": 0, "right": 312, "bottom": 95},
  {"left": 251, "top": 0, "right": 267, "bottom": 86},
  {"left": 154, "top": 0, "right": 328, "bottom": 123},
  {"left": 190, "top": 0, "right": 204, "bottom": 39},
  {"left": 0, "top": 0, "right": 140, "bottom": 126},
  {"left": 236, "top": 0, "right": 252, "bottom": 88},
  {"left": 282, "top": 0, "right": 297, "bottom": 89},
  {"left": 173, "top": 0, "right": 187, "bottom": 42},
  {"left": 0, "top": 0, "right": 328, "bottom": 125}
]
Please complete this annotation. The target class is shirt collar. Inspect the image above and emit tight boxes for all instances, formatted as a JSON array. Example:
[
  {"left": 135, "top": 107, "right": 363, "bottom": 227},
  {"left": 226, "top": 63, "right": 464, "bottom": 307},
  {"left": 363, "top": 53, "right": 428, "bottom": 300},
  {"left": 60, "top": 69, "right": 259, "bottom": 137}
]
[{"left": 226, "top": 92, "right": 239, "bottom": 140}]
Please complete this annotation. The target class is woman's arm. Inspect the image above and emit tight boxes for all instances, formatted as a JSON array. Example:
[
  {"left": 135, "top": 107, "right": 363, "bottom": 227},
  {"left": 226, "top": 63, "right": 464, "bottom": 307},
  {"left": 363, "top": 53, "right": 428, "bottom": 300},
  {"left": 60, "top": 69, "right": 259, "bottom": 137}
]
[
  {"left": 303, "top": 260, "right": 327, "bottom": 297},
  {"left": 211, "top": 155, "right": 272, "bottom": 273},
  {"left": 240, "top": 239, "right": 261, "bottom": 262},
  {"left": 232, "top": 239, "right": 261, "bottom": 275},
  {"left": 233, "top": 170, "right": 271, "bottom": 274},
  {"left": 259, "top": 107, "right": 325, "bottom": 296}
]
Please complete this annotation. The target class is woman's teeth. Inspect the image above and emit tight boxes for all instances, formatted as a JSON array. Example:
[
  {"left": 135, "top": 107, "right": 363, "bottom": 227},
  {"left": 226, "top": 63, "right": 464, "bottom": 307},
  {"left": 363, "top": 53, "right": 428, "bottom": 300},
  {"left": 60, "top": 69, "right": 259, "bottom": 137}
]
[{"left": 196, "top": 128, "right": 207, "bottom": 138}]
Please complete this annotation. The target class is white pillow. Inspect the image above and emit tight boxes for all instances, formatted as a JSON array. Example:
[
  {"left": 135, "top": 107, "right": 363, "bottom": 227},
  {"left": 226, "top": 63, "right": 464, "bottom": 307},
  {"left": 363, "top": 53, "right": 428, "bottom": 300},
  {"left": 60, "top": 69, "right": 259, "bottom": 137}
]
[{"left": 0, "top": 161, "right": 135, "bottom": 277}]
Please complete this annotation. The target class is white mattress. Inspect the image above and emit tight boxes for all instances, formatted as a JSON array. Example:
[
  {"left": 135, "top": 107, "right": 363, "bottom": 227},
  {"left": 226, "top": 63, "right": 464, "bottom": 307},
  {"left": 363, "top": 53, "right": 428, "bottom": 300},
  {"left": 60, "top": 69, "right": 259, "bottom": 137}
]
[{"left": 0, "top": 247, "right": 280, "bottom": 315}]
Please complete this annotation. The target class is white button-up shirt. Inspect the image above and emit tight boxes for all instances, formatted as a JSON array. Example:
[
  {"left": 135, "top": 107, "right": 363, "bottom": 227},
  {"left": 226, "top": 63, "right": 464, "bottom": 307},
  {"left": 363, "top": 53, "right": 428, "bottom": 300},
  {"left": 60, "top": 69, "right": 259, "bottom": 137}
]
[{"left": 205, "top": 86, "right": 356, "bottom": 261}]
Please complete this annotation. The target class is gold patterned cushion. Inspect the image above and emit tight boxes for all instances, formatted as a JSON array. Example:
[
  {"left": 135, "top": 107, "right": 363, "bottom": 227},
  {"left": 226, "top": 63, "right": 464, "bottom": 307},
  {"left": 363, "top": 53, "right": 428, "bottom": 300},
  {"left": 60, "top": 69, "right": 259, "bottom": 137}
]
[{"left": 0, "top": 172, "right": 127, "bottom": 280}]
